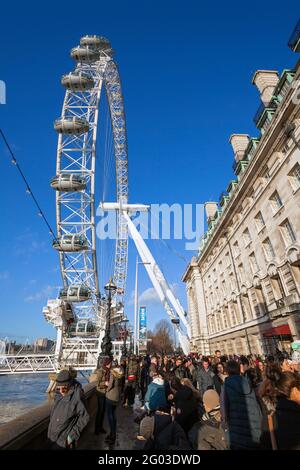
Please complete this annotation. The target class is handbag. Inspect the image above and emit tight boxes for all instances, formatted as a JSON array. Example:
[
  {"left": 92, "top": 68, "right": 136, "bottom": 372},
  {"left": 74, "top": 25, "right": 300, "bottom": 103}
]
[{"left": 128, "top": 374, "right": 136, "bottom": 381}]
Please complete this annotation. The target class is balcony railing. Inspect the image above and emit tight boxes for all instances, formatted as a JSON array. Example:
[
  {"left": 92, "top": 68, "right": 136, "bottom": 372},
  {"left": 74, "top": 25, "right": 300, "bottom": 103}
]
[
  {"left": 245, "top": 137, "right": 260, "bottom": 160},
  {"left": 253, "top": 100, "right": 277, "bottom": 128},
  {"left": 260, "top": 109, "right": 276, "bottom": 134},
  {"left": 226, "top": 179, "right": 238, "bottom": 194},
  {"left": 274, "top": 70, "right": 295, "bottom": 102},
  {"left": 234, "top": 160, "right": 248, "bottom": 176},
  {"left": 253, "top": 102, "right": 265, "bottom": 126}
]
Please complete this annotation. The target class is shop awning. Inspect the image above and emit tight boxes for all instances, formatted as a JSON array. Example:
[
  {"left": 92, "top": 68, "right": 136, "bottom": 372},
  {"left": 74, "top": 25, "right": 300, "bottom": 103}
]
[{"left": 263, "top": 324, "right": 291, "bottom": 337}]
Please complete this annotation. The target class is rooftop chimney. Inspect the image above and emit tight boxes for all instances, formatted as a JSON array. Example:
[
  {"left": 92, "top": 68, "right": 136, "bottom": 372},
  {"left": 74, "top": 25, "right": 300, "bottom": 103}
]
[
  {"left": 205, "top": 202, "right": 218, "bottom": 224},
  {"left": 252, "top": 70, "right": 279, "bottom": 105},
  {"left": 229, "top": 134, "right": 250, "bottom": 161}
]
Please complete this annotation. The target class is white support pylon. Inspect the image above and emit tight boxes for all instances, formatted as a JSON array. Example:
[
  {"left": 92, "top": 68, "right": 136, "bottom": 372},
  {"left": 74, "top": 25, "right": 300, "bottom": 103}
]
[{"left": 122, "top": 211, "right": 190, "bottom": 355}]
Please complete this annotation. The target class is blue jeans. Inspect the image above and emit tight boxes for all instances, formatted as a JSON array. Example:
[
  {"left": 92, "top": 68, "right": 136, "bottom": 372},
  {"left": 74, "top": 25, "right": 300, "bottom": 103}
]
[
  {"left": 95, "top": 392, "right": 106, "bottom": 433},
  {"left": 106, "top": 400, "right": 117, "bottom": 435}
]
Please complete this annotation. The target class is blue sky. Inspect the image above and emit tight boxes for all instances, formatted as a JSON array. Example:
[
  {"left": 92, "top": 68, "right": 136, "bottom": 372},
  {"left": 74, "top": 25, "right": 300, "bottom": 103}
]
[{"left": 0, "top": 1, "right": 299, "bottom": 342}]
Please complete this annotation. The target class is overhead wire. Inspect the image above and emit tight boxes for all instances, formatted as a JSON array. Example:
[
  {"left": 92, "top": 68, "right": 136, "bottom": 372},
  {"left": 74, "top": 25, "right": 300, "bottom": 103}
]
[{"left": 0, "top": 127, "right": 91, "bottom": 289}]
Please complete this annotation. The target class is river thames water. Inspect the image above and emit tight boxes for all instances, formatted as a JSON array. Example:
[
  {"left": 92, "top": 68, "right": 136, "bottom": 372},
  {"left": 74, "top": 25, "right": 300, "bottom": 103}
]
[{"left": 0, "top": 373, "right": 87, "bottom": 425}]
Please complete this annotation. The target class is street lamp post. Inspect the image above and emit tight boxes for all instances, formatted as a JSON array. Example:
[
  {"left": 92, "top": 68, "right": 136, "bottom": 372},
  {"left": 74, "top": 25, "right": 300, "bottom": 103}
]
[
  {"left": 99, "top": 278, "right": 117, "bottom": 361},
  {"left": 122, "top": 316, "right": 129, "bottom": 357},
  {"left": 128, "top": 328, "right": 133, "bottom": 354}
]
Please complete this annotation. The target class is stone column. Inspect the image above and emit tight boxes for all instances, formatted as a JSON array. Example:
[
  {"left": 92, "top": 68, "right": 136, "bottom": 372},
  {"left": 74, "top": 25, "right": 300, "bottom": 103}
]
[
  {"left": 190, "top": 263, "right": 210, "bottom": 354},
  {"left": 186, "top": 281, "right": 199, "bottom": 349}
]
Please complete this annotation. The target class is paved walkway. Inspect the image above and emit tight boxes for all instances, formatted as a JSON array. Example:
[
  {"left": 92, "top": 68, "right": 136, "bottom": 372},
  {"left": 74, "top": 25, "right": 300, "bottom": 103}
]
[{"left": 78, "top": 400, "right": 140, "bottom": 450}]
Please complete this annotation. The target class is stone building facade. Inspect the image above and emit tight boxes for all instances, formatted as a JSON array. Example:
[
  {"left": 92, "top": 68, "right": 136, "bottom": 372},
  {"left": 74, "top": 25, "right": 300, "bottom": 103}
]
[{"left": 183, "top": 48, "right": 300, "bottom": 355}]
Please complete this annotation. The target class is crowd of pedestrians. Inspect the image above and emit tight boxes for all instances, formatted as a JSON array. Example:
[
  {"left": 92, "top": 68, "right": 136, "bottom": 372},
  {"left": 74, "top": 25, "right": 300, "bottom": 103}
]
[
  {"left": 126, "top": 349, "right": 300, "bottom": 450},
  {"left": 47, "top": 346, "right": 300, "bottom": 450}
]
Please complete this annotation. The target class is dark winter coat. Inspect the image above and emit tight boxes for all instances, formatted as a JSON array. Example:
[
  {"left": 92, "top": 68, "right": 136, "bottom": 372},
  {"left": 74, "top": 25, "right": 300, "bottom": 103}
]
[
  {"left": 143, "top": 414, "right": 190, "bottom": 450},
  {"left": 196, "top": 367, "right": 215, "bottom": 397},
  {"left": 213, "top": 374, "right": 225, "bottom": 396},
  {"left": 47, "top": 384, "right": 89, "bottom": 448},
  {"left": 188, "top": 412, "right": 227, "bottom": 450},
  {"left": 106, "top": 367, "right": 124, "bottom": 404},
  {"left": 144, "top": 377, "right": 167, "bottom": 411},
  {"left": 222, "top": 375, "right": 262, "bottom": 450},
  {"left": 139, "top": 363, "right": 150, "bottom": 390},
  {"left": 274, "top": 396, "right": 300, "bottom": 450},
  {"left": 173, "top": 385, "right": 199, "bottom": 433}
]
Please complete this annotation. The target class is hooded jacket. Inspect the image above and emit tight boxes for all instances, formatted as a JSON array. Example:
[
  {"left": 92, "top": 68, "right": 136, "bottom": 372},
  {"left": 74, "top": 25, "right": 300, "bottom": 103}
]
[
  {"left": 106, "top": 367, "right": 124, "bottom": 403},
  {"left": 145, "top": 377, "right": 167, "bottom": 411},
  {"left": 143, "top": 413, "right": 190, "bottom": 450},
  {"left": 47, "top": 383, "right": 89, "bottom": 448},
  {"left": 221, "top": 375, "right": 262, "bottom": 450}
]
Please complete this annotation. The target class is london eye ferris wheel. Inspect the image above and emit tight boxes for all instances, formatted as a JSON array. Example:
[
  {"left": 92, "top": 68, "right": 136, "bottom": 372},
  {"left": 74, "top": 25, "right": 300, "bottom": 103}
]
[{"left": 43, "top": 35, "right": 129, "bottom": 368}]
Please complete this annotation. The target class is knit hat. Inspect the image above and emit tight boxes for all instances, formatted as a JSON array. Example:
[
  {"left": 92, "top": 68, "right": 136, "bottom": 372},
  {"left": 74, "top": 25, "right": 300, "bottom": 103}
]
[
  {"left": 56, "top": 370, "right": 72, "bottom": 386},
  {"left": 203, "top": 389, "right": 220, "bottom": 412},
  {"left": 139, "top": 416, "right": 155, "bottom": 440}
]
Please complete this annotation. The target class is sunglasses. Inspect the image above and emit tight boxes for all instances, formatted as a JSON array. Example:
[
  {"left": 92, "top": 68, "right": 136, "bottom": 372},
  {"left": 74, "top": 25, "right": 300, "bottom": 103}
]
[{"left": 56, "top": 385, "right": 69, "bottom": 390}]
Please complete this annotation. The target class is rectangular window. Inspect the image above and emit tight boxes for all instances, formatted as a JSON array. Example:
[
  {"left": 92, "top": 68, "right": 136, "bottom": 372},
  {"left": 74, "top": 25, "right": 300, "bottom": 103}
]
[
  {"left": 263, "top": 238, "right": 275, "bottom": 261},
  {"left": 270, "top": 275, "right": 286, "bottom": 301},
  {"left": 280, "top": 219, "right": 297, "bottom": 245},
  {"left": 249, "top": 252, "right": 259, "bottom": 273},
  {"left": 270, "top": 191, "right": 283, "bottom": 213},
  {"left": 288, "top": 163, "right": 300, "bottom": 192},
  {"left": 243, "top": 228, "right": 252, "bottom": 246},
  {"left": 255, "top": 211, "right": 265, "bottom": 232}
]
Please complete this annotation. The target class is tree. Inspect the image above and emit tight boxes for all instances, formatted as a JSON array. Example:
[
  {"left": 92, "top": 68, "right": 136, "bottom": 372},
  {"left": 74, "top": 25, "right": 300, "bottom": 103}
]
[{"left": 147, "top": 319, "right": 174, "bottom": 355}]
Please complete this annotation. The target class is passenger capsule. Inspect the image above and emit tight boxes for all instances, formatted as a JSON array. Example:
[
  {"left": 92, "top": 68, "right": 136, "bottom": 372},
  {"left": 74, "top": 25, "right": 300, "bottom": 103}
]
[
  {"left": 52, "top": 234, "right": 88, "bottom": 252},
  {"left": 61, "top": 72, "right": 94, "bottom": 91},
  {"left": 67, "top": 319, "right": 97, "bottom": 336},
  {"left": 80, "top": 35, "right": 110, "bottom": 49},
  {"left": 54, "top": 117, "right": 89, "bottom": 135},
  {"left": 71, "top": 46, "right": 100, "bottom": 63},
  {"left": 50, "top": 173, "right": 87, "bottom": 191},
  {"left": 59, "top": 285, "right": 91, "bottom": 303}
]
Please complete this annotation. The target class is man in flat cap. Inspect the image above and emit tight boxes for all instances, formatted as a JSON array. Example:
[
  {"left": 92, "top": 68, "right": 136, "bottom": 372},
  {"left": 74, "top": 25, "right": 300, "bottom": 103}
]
[{"left": 47, "top": 369, "right": 89, "bottom": 449}]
